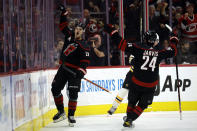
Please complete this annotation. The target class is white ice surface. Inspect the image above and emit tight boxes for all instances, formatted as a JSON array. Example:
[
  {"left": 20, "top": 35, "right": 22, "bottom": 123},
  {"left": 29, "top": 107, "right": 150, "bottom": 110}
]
[{"left": 41, "top": 111, "right": 197, "bottom": 131}]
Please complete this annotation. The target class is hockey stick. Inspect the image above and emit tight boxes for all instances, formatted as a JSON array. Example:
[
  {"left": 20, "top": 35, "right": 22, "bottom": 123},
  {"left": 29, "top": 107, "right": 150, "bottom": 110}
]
[
  {"left": 165, "top": 24, "right": 182, "bottom": 120},
  {"left": 83, "top": 78, "right": 112, "bottom": 94},
  {"left": 62, "top": 65, "right": 112, "bottom": 94},
  {"left": 175, "top": 53, "right": 182, "bottom": 120}
]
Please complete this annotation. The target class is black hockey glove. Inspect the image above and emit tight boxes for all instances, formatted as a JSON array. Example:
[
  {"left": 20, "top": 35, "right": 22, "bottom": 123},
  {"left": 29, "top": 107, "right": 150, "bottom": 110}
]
[
  {"left": 104, "top": 24, "right": 115, "bottom": 34},
  {"left": 170, "top": 36, "right": 179, "bottom": 45},
  {"left": 76, "top": 70, "right": 84, "bottom": 79},
  {"left": 58, "top": 4, "right": 66, "bottom": 12}
]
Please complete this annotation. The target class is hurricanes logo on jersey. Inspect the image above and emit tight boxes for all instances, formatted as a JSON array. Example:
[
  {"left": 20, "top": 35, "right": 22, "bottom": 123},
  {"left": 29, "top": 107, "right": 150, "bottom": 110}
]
[{"left": 64, "top": 43, "right": 77, "bottom": 56}]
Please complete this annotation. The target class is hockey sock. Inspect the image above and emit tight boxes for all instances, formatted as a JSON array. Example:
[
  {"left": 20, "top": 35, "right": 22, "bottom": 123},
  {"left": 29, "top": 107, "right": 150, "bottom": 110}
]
[
  {"left": 127, "top": 105, "right": 143, "bottom": 121},
  {"left": 54, "top": 94, "right": 64, "bottom": 112},
  {"left": 68, "top": 100, "right": 77, "bottom": 116},
  {"left": 112, "top": 88, "right": 128, "bottom": 108}
]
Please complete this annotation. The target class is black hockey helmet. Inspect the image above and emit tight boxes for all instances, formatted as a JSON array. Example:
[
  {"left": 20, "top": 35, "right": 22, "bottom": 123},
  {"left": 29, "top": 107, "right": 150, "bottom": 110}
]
[{"left": 143, "top": 31, "right": 159, "bottom": 47}]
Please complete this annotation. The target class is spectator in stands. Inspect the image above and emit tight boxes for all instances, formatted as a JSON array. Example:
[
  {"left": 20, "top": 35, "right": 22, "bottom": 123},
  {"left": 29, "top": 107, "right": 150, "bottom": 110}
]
[
  {"left": 178, "top": 41, "right": 191, "bottom": 64},
  {"left": 109, "top": 0, "right": 119, "bottom": 25},
  {"left": 0, "top": 41, "right": 4, "bottom": 72},
  {"left": 154, "top": 0, "right": 168, "bottom": 17},
  {"left": 178, "top": 3, "right": 197, "bottom": 63},
  {"left": 65, "top": 7, "right": 73, "bottom": 22},
  {"left": 66, "top": 0, "right": 80, "bottom": 12},
  {"left": 89, "top": 34, "right": 106, "bottom": 66},
  {"left": 86, "top": 22, "right": 106, "bottom": 66},
  {"left": 179, "top": 3, "right": 197, "bottom": 41},
  {"left": 176, "top": 6, "right": 183, "bottom": 14},
  {"left": 0, "top": 41, "right": 10, "bottom": 72},
  {"left": 86, "top": 1, "right": 100, "bottom": 12},
  {"left": 149, "top": 3, "right": 170, "bottom": 46},
  {"left": 13, "top": 38, "right": 23, "bottom": 70},
  {"left": 83, "top": 9, "right": 91, "bottom": 25},
  {"left": 149, "top": 5, "right": 160, "bottom": 32},
  {"left": 124, "top": 0, "right": 141, "bottom": 42},
  {"left": 162, "top": 40, "right": 174, "bottom": 64},
  {"left": 53, "top": 40, "right": 64, "bottom": 67},
  {"left": 173, "top": 12, "right": 182, "bottom": 27}
]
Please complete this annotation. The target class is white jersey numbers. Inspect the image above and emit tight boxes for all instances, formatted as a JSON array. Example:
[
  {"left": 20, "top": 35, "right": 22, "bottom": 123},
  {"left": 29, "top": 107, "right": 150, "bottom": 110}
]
[
  {"left": 141, "top": 56, "right": 157, "bottom": 72},
  {"left": 141, "top": 56, "right": 149, "bottom": 70}
]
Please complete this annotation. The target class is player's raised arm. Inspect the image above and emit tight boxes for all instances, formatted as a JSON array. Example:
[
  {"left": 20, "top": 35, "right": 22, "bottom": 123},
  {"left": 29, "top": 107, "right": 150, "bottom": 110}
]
[
  {"left": 58, "top": 4, "right": 72, "bottom": 38},
  {"left": 159, "top": 36, "right": 178, "bottom": 59},
  {"left": 104, "top": 24, "right": 135, "bottom": 52}
]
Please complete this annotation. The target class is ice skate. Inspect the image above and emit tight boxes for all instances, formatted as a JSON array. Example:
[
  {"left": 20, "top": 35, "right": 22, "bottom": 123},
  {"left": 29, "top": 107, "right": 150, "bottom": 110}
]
[
  {"left": 123, "top": 118, "right": 133, "bottom": 128},
  {"left": 68, "top": 116, "right": 76, "bottom": 127},
  {"left": 53, "top": 111, "right": 66, "bottom": 123},
  {"left": 123, "top": 116, "right": 134, "bottom": 128},
  {"left": 107, "top": 106, "right": 117, "bottom": 115}
]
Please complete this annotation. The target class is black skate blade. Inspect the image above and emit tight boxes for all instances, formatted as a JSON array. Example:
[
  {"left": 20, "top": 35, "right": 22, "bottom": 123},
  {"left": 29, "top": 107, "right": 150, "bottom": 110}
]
[
  {"left": 122, "top": 124, "right": 135, "bottom": 130},
  {"left": 121, "top": 123, "right": 135, "bottom": 131}
]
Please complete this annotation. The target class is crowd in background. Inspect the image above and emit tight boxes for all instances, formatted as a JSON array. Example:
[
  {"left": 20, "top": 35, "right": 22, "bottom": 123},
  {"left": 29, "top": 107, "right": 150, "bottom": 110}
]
[
  {"left": 1, "top": 0, "right": 197, "bottom": 73},
  {"left": 147, "top": 0, "right": 197, "bottom": 64}
]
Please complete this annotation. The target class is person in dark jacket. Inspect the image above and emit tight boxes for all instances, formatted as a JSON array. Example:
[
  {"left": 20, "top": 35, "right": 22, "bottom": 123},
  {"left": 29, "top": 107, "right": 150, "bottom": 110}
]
[{"left": 51, "top": 4, "right": 90, "bottom": 127}]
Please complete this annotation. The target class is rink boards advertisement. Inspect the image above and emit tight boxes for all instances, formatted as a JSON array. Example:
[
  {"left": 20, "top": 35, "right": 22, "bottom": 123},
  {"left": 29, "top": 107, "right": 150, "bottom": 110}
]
[
  {"left": 0, "top": 65, "right": 197, "bottom": 131},
  {"left": 0, "top": 76, "right": 12, "bottom": 131},
  {"left": 78, "top": 66, "right": 197, "bottom": 106}
]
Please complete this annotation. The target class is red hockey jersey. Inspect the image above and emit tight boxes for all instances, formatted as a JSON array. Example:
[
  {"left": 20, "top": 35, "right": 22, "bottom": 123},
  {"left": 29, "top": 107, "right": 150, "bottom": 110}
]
[{"left": 179, "top": 14, "right": 197, "bottom": 42}]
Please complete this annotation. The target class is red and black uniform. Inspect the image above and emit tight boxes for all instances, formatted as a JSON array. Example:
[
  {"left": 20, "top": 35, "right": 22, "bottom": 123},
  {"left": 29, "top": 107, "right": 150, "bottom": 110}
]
[
  {"left": 179, "top": 14, "right": 197, "bottom": 42},
  {"left": 51, "top": 11, "right": 90, "bottom": 117},
  {"left": 106, "top": 28, "right": 177, "bottom": 121}
]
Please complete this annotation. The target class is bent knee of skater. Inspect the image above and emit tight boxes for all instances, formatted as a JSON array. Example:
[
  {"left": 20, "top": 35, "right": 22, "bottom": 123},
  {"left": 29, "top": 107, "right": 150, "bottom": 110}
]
[{"left": 69, "top": 91, "right": 78, "bottom": 100}]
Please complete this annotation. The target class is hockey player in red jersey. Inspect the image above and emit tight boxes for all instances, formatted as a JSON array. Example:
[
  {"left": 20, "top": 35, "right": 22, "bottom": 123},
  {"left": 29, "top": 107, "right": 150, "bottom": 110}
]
[
  {"left": 51, "top": 4, "right": 90, "bottom": 127},
  {"left": 104, "top": 24, "right": 178, "bottom": 128}
]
